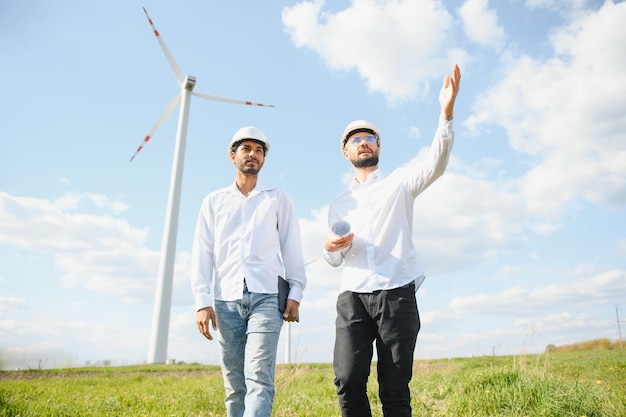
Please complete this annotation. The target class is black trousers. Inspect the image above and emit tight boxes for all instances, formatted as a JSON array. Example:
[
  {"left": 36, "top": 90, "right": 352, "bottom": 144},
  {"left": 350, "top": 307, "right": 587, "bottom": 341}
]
[{"left": 333, "top": 283, "right": 420, "bottom": 417}]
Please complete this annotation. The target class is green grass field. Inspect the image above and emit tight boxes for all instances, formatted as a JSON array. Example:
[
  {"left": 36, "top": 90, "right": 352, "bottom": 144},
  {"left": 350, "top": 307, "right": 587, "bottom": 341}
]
[{"left": 1, "top": 349, "right": 624, "bottom": 416}]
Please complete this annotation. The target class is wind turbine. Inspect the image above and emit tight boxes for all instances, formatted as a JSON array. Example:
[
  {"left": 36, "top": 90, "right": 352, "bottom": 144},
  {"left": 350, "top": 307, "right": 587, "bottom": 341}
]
[{"left": 131, "top": 8, "right": 275, "bottom": 364}]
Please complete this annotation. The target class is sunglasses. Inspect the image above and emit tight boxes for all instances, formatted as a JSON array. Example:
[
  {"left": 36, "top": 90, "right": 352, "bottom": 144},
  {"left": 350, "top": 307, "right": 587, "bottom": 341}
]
[{"left": 348, "top": 135, "right": 377, "bottom": 146}]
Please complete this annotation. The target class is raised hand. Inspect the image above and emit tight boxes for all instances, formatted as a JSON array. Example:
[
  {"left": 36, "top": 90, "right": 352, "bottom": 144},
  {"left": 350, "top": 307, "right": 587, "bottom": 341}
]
[{"left": 439, "top": 64, "right": 461, "bottom": 120}]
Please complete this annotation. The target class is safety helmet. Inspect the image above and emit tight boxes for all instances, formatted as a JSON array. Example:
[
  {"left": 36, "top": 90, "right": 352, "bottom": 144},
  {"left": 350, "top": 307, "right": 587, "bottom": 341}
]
[
  {"left": 228, "top": 126, "right": 270, "bottom": 155},
  {"left": 341, "top": 120, "right": 380, "bottom": 149}
]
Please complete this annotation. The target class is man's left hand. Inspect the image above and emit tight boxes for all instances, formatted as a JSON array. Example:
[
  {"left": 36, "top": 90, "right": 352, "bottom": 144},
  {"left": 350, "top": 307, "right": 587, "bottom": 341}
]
[{"left": 283, "top": 299, "right": 300, "bottom": 322}]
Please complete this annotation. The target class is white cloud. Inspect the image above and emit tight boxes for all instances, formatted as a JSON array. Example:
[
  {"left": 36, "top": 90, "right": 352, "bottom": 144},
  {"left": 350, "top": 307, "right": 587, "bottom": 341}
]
[
  {"left": 465, "top": 1, "right": 626, "bottom": 214},
  {"left": 450, "top": 268, "right": 625, "bottom": 314},
  {"left": 87, "top": 193, "right": 130, "bottom": 214},
  {"left": 58, "top": 177, "right": 72, "bottom": 187},
  {"left": 410, "top": 171, "right": 529, "bottom": 275},
  {"left": 458, "top": 0, "right": 506, "bottom": 51},
  {"left": 0, "top": 192, "right": 171, "bottom": 302},
  {"left": 529, "top": 221, "right": 559, "bottom": 235},
  {"left": 524, "top": 0, "right": 591, "bottom": 16},
  {"left": 0, "top": 296, "right": 27, "bottom": 312},
  {"left": 282, "top": 0, "right": 467, "bottom": 102}
]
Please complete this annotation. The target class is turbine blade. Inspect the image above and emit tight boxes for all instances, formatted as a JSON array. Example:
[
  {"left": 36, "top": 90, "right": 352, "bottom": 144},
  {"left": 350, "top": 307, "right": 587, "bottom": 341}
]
[
  {"left": 130, "top": 95, "right": 182, "bottom": 161},
  {"left": 192, "top": 91, "right": 275, "bottom": 107},
  {"left": 143, "top": 7, "right": 185, "bottom": 86}
]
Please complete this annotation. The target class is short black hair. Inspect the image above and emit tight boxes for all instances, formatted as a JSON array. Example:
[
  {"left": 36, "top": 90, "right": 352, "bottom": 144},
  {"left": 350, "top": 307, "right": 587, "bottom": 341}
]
[{"left": 230, "top": 139, "right": 267, "bottom": 155}]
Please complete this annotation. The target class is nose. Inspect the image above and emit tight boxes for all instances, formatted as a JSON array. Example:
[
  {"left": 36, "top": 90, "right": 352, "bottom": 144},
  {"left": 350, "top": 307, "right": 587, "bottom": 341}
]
[{"left": 358, "top": 139, "right": 371, "bottom": 148}]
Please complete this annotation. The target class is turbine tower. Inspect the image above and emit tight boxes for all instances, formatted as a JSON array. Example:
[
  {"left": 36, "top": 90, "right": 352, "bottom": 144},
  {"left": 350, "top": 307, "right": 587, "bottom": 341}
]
[{"left": 131, "top": 8, "right": 274, "bottom": 364}]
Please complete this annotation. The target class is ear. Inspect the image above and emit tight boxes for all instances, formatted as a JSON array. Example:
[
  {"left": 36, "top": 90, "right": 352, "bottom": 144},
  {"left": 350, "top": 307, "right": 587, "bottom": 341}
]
[
  {"left": 342, "top": 147, "right": 350, "bottom": 160},
  {"left": 229, "top": 150, "right": 236, "bottom": 164}
]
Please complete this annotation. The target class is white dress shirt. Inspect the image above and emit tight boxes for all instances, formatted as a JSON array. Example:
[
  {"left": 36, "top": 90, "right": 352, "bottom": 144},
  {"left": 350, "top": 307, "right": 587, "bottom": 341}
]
[
  {"left": 324, "top": 118, "right": 454, "bottom": 293},
  {"left": 191, "top": 180, "right": 306, "bottom": 311}
]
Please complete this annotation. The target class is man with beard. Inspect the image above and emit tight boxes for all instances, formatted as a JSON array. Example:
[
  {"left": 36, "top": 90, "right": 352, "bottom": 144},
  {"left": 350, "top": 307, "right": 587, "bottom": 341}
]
[
  {"left": 191, "top": 126, "right": 307, "bottom": 417},
  {"left": 323, "top": 64, "right": 461, "bottom": 417}
]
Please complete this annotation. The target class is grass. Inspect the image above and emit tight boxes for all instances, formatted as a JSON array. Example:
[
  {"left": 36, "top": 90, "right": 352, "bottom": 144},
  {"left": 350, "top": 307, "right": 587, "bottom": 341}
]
[{"left": 1, "top": 350, "right": 624, "bottom": 416}]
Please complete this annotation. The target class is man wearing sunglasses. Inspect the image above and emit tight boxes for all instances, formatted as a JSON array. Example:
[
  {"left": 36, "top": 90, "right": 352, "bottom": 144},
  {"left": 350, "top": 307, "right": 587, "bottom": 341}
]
[{"left": 323, "top": 64, "right": 461, "bottom": 417}]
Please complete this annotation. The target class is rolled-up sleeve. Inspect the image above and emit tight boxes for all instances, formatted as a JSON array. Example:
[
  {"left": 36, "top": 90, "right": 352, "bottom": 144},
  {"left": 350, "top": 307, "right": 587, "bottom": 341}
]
[{"left": 322, "top": 247, "right": 344, "bottom": 267}]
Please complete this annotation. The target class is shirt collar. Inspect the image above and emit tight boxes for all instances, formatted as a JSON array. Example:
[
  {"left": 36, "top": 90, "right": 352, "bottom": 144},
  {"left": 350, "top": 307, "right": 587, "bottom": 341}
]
[
  {"left": 228, "top": 179, "right": 275, "bottom": 196},
  {"left": 350, "top": 168, "right": 383, "bottom": 188}
]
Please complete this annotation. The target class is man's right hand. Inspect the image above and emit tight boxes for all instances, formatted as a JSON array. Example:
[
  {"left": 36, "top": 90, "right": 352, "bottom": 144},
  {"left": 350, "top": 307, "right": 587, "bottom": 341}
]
[
  {"left": 196, "top": 307, "right": 217, "bottom": 340},
  {"left": 324, "top": 230, "right": 354, "bottom": 252},
  {"left": 439, "top": 64, "right": 461, "bottom": 121}
]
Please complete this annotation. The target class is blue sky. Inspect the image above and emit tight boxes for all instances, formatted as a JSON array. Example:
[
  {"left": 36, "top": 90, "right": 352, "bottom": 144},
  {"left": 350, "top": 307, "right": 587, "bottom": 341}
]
[{"left": 1, "top": 0, "right": 625, "bottom": 370}]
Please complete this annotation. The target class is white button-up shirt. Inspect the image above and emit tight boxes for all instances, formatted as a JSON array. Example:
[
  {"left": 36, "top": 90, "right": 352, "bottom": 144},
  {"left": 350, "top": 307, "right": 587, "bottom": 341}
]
[
  {"left": 324, "top": 118, "right": 454, "bottom": 293},
  {"left": 191, "top": 180, "right": 306, "bottom": 310}
]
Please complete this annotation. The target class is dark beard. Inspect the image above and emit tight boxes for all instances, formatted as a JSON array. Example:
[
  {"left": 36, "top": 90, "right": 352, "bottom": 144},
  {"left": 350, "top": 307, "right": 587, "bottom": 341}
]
[
  {"left": 237, "top": 159, "right": 263, "bottom": 175},
  {"left": 240, "top": 166, "right": 260, "bottom": 175},
  {"left": 353, "top": 155, "right": 378, "bottom": 168}
]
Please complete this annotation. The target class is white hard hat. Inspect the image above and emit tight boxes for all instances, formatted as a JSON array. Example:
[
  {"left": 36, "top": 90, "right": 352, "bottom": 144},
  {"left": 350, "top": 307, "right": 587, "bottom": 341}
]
[
  {"left": 228, "top": 126, "right": 270, "bottom": 155},
  {"left": 341, "top": 120, "right": 380, "bottom": 149}
]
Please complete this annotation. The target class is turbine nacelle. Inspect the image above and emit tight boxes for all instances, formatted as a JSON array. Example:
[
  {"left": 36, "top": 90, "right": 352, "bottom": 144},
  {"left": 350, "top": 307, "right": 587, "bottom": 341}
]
[{"left": 183, "top": 75, "right": 196, "bottom": 91}]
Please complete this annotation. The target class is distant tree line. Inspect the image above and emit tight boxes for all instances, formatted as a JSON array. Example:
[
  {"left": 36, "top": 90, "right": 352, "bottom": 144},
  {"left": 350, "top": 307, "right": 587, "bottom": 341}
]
[{"left": 545, "top": 338, "right": 622, "bottom": 353}]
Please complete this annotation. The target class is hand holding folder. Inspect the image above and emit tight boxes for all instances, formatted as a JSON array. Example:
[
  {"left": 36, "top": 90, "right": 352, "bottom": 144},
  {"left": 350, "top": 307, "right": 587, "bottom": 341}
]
[{"left": 278, "top": 276, "right": 299, "bottom": 322}]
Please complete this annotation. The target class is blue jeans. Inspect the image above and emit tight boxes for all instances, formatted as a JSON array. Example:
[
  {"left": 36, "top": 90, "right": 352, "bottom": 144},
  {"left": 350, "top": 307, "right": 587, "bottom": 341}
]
[
  {"left": 333, "top": 283, "right": 420, "bottom": 417},
  {"left": 215, "top": 287, "right": 283, "bottom": 417}
]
